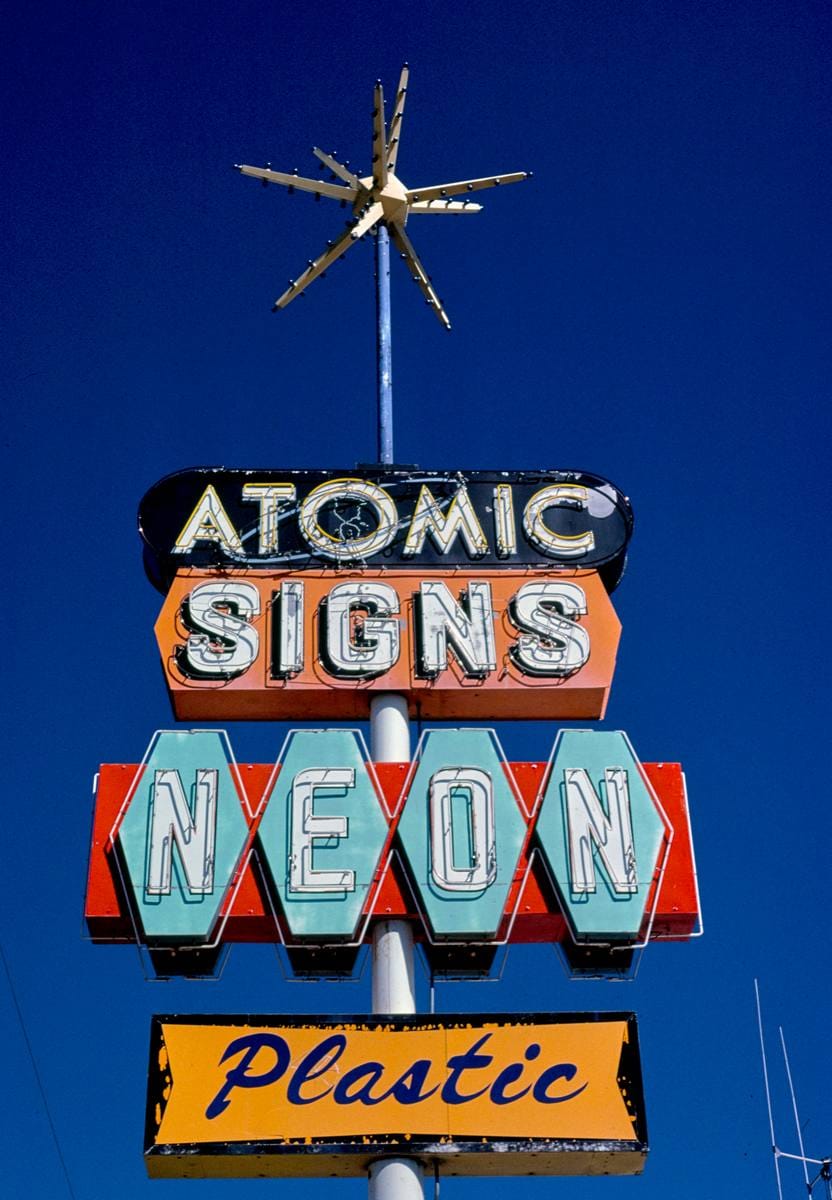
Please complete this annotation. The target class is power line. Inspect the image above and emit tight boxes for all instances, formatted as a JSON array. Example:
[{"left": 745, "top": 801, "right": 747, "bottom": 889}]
[{"left": 0, "top": 937, "right": 78, "bottom": 1200}]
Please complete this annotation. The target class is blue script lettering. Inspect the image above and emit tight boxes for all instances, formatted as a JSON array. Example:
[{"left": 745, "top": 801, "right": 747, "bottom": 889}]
[
  {"left": 286, "top": 1034, "right": 346, "bottom": 1105},
  {"left": 333, "top": 1061, "right": 385, "bottom": 1105},
  {"left": 490, "top": 1043, "right": 541, "bottom": 1105},
  {"left": 441, "top": 1034, "right": 494, "bottom": 1104},
  {"left": 206, "top": 1032, "right": 290, "bottom": 1118},
  {"left": 204, "top": 1029, "right": 585, "bottom": 1118},
  {"left": 380, "top": 1059, "right": 438, "bottom": 1105},
  {"left": 331, "top": 1059, "right": 441, "bottom": 1105},
  {"left": 532, "top": 1062, "right": 588, "bottom": 1103}
]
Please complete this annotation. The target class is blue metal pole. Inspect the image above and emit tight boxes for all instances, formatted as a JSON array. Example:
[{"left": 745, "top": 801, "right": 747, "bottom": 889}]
[{"left": 375, "top": 223, "right": 394, "bottom": 464}]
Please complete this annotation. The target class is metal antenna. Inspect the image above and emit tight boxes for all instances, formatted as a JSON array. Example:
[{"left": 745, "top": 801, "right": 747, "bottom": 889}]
[
  {"left": 755, "top": 979, "right": 785, "bottom": 1200},
  {"left": 236, "top": 64, "right": 529, "bottom": 330},
  {"left": 780, "top": 1026, "right": 811, "bottom": 1192},
  {"left": 755, "top": 981, "right": 830, "bottom": 1199},
  {"left": 375, "top": 221, "right": 393, "bottom": 463},
  {"left": 812, "top": 1161, "right": 832, "bottom": 1200},
  {"left": 235, "top": 64, "right": 531, "bottom": 462}
]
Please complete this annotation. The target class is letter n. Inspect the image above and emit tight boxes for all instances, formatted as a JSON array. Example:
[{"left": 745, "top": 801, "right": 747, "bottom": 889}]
[
  {"left": 146, "top": 769, "right": 218, "bottom": 895},
  {"left": 564, "top": 767, "right": 637, "bottom": 896}
]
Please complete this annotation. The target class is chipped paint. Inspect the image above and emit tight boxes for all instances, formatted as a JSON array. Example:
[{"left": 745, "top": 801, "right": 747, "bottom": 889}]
[{"left": 144, "top": 1012, "right": 647, "bottom": 1179}]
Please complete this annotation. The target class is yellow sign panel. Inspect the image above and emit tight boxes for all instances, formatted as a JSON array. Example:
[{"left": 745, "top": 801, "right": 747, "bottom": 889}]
[{"left": 145, "top": 1013, "right": 647, "bottom": 1178}]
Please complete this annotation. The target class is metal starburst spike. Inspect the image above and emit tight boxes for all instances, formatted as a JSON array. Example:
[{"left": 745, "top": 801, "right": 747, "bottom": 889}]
[{"left": 235, "top": 64, "right": 531, "bottom": 330}]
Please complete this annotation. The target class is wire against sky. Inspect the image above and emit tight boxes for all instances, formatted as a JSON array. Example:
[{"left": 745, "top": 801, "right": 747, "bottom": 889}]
[{"left": 0, "top": 938, "right": 78, "bottom": 1200}]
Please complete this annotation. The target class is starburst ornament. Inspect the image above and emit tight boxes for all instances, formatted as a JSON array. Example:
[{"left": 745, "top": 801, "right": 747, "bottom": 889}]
[{"left": 236, "top": 65, "right": 530, "bottom": 330}]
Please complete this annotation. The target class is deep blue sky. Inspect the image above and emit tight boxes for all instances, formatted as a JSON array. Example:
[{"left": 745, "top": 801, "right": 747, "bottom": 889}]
[{"left": 2, "top": 1, "right": 830, "bottom": 1198}]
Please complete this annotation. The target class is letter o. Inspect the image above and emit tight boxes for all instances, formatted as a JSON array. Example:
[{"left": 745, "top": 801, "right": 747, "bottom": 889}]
[{"left": 299, "top": 479, "right": 397, "bottom": 561}]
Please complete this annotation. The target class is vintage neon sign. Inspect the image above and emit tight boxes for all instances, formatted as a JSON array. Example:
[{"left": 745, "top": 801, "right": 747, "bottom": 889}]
[
  {"left": 154, "top": 569, "right": 621, "bottom": 720},
  {"left": 86, "top": 728, "right": 699, "bottom": 962},
  {"left": 145, "top": 1013, "right": 647, "bottom": 1178},
  {"left": 139, "top": 468, "right": 634, "bottom": 592}
]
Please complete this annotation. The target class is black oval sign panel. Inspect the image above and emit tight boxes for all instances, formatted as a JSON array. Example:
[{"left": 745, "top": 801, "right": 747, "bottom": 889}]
[{"left": 139, "top": 467, "right": 634, "bottom": 593}]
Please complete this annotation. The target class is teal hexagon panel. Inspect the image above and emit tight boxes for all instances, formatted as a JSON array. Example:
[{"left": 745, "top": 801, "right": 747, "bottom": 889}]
[
  {"left": 397, "top": 729, "right": 527, "bottom": 939},
  {"left": 535, "top": 730, "right": 670, "bottom": 942},
  {"left": 114, "top": 730, "right": 251, "bottom": 945},
  {"left": 256, "top": 730, "right": 389, "bottom": 941}
]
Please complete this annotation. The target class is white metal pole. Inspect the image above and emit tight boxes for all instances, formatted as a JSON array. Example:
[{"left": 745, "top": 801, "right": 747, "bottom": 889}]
[
  {"left": 369, "top": 692, "right": 423, "bottom": 1200},
  {"left": 369, "top": 1157, "right": 424, "bottom": 1200},
  {"left": 370, "top": 692, "right": 410, "bottom": 765},
  {"left": 370, "top": 692, "right": 416, "bottom": 1016},
  {"left": 372, "top": 918, "right": 416, "bottom": 1014},
  {"left": 370, "top": 157, "right": 422, "bottom": 1200},
  {"left": 376, "top": 225, "right": 394, "bottom": 464}
]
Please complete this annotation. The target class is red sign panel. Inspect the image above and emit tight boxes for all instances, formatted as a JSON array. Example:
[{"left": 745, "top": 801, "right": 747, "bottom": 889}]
[{"left": 86, "top": 759, "right": 698, "bottom": 948}]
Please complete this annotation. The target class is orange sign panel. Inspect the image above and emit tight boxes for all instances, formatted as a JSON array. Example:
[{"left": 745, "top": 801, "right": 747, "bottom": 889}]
[
  {"left": 154, "top": 568, "right": 621, "bottom": 720},
  {"left": 146, "top": 1013, "right": 647, "bottom": 1177}
]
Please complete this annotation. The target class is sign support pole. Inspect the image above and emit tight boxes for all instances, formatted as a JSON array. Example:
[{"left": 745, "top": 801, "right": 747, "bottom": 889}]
[
  {"left": 376, "top": 223, "right": 394, "bottom": 464},
  {"left": 369, "top": 226, "right": 423, "bottom": 1198},
  {"left": 370, "top": 694, "right": 421, "bottom": 1200},
  {"left": 369, "top": 693, "right": 414, "bottom": 1016},
  {"left": 369, "top": 696, "right": 422, "bottom": 1200}
]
